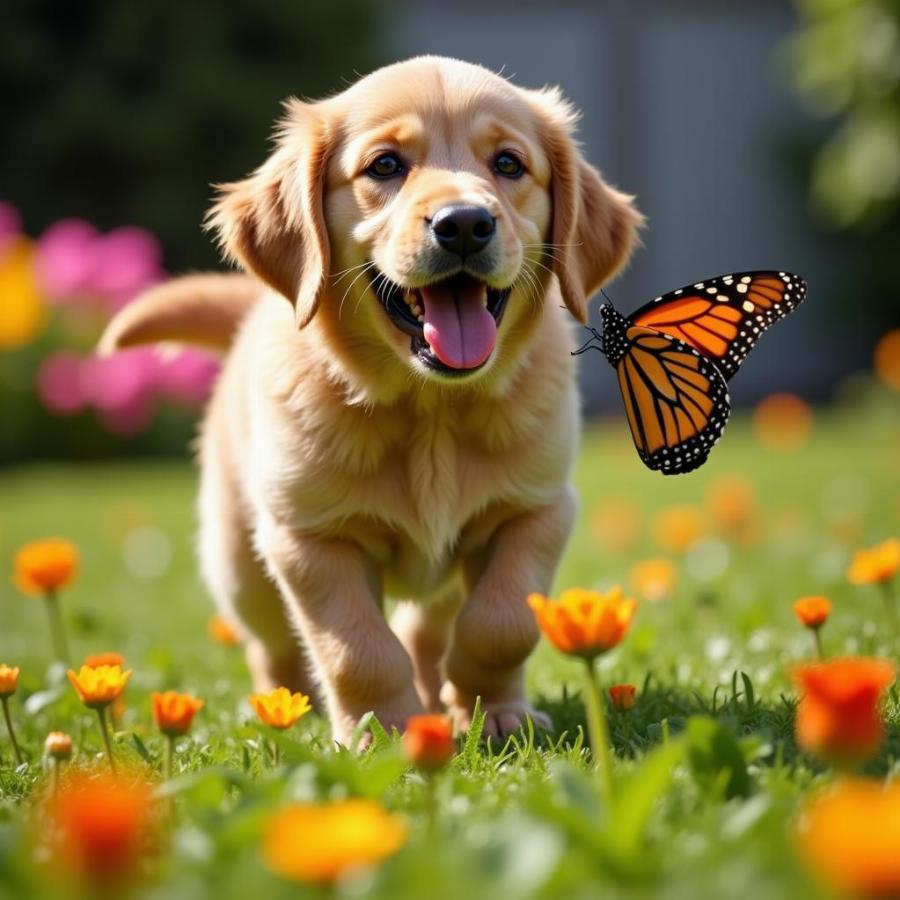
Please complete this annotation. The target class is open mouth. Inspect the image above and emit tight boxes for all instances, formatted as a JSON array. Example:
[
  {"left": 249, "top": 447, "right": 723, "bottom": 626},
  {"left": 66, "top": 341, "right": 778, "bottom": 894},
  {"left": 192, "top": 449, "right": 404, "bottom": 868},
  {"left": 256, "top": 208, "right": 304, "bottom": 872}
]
[{"left": 372, "top": 271, "right": 512, "bottom": 375}]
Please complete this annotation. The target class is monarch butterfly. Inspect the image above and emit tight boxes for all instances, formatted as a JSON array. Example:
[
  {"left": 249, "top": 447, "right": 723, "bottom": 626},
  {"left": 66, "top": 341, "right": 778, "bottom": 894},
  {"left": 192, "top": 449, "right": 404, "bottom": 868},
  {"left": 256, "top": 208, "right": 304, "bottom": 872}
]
[{"left": 575, "top": 271, "right": 807, "bottom": 475}]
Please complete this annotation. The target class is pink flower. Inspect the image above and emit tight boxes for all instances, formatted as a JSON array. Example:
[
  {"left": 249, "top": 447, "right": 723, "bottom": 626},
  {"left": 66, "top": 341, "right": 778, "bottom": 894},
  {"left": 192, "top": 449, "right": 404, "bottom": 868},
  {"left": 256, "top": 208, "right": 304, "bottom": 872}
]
[
  {"left": 155, "top": 349, "right": 219, "bottom": 407},
  {"left": 35, "top": 221, "right": 165, "bottom": 311},
  {"left": 80, "top": 349, "right": 159, "bottom": 436},
  {"left": 37, "top": 352, "right": 88, "bottom": 416}
]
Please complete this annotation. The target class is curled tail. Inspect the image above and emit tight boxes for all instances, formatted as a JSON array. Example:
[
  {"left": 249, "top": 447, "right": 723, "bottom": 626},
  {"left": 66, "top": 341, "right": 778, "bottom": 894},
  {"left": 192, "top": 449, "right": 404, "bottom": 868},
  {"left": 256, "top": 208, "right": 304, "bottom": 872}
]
[{"left": 98, "top": 272, "right": 259, "bottom": 355}]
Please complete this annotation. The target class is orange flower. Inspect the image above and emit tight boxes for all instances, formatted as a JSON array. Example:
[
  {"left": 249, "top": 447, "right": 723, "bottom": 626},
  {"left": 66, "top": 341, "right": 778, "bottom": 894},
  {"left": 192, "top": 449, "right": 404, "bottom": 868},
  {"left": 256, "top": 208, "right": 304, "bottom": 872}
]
[
  {"left": 793, "top": 658, "right": 896, "bottom": 764},
  {"left": 652, "top": 506, "right": 704, "bottom": 554},
  {"left": 847, "top": 538, "right": 900, "bottom": 586},
  {"left": 45, "top": 731, "right": 73, "bottom": 761},
  {"left": 793, "top": 596, "right": 832, "bottom": 630},
  {"left": 249, "top": 687, "right": 312, "bottom": 730},
  {"left": 527, "top": 587, "right": 637, "bottom": 659},
  {"left": 207, "top": 614, "right": 241, "bottom": 646},
  {"left": 753, "top": 392, "right": 812, "bottom": 451},
  {"left": 84, "top": 652, "right": 125, "bottom": 669},
  {"left": 0, "top": 664, "right": 19, "bottom": 697},
  {"left": 262, "top": 799, "right": 407, "bottom": 883},
  {"left": 707, "top": 476, "right": 757, "bottom": 539},
  {"left": 590, "top": 499, "right": 642, "bottom": 554},
  {"left": 609, "top": 683, "right": 637, "bottom": 712},
  {"left": 796, "top": 779, "right": 900, "bottom": 898},
  {"left": 403, "top": 715, "right": 455, "bottom": 771},
  {"left": 49, "top": 771, "right": 155, "bottom": 888},
  {"left": 630, "top": 558, "right": 677, "bottom": 602},
  {"left": 151, "top": 691, "right": 204, "bottom": 737},
  {"left": 67, "top": 665, "right": 132, "bottom": 709},
  {"left": 13, "top": 538, "right": 78, "bottom": 596},
  {"left": 874, "top": 328, "right": 900, "bottom": 391}
]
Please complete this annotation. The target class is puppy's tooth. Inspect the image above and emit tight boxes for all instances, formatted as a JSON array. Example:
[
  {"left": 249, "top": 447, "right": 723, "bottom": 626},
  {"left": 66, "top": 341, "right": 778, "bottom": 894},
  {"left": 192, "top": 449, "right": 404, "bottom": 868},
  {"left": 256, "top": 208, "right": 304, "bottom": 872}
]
[{"left": 416, "top": 314, "right": 424, "bottom": 323}]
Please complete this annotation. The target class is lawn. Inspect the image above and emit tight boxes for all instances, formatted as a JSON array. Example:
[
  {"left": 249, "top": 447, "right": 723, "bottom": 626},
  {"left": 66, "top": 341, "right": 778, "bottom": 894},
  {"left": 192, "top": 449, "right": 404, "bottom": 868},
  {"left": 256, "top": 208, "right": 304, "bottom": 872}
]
[{"left": 0, "top": 388, "right": 898, "bottom": 899}]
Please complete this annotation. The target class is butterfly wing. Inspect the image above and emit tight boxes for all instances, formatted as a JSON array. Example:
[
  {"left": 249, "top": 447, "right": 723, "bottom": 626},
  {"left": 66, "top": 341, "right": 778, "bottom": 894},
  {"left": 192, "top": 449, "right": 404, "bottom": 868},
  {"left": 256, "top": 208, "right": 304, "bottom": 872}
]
[
  {"left": 616, "top": 326, "right": 730, "bottom": 475},
  {"left": 629, "top": 271, "right": 806, "bottom": 381}
]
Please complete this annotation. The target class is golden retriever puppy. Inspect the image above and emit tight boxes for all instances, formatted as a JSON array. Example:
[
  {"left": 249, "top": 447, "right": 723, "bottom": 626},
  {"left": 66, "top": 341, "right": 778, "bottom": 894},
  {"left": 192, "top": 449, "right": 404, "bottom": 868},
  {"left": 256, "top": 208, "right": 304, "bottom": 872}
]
[{"left": 101, "top": 56, "right": 642, "bottom": 744}]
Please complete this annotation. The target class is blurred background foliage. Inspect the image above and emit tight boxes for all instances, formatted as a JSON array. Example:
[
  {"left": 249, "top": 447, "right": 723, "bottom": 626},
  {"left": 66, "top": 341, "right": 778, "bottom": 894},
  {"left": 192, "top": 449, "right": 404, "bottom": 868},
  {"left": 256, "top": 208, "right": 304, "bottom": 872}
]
[
  {"left": 1, "top": 0, "right": 384, "bottom": 270},
  {"left": 0, "top": 0, "right": 898, "bottom": 465}
]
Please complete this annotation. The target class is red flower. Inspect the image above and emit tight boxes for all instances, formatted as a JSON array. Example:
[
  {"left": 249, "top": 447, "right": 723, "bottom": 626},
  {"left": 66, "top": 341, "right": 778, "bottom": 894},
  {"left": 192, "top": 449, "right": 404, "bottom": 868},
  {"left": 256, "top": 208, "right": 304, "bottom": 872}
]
[
  {"left": 609, "top": 684, "right": 637, "bottom": 712},
  {"left": 793, "top": 658, "right": 896, "bottom": 765},
  {"left": 403, "top": 715, "right": 455, "bottom": 771}
]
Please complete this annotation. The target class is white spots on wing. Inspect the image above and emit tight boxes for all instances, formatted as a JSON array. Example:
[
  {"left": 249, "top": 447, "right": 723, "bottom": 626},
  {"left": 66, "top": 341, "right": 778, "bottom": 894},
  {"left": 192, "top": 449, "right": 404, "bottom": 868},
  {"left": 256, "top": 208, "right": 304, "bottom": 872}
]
[
  {"left": 694, "top": 283, "right": 705, "bottom": 289},
  {"left": 740, "top": 276, "right": 752, "bottom": 284},
  {"left": 736, "top": 283, "right": 748, "bottom": 294},
  {"left": 706, "top": 286, "right": 717, "bottom": 294},
  {"left": 716, "top": 294, "right": 729, "bottom": 302},
  {"left": 674, "top": 289, "right": 683, "bottom": 295},
  {"left": 742, "top": 300, "right": 755, "bottom": 312}
]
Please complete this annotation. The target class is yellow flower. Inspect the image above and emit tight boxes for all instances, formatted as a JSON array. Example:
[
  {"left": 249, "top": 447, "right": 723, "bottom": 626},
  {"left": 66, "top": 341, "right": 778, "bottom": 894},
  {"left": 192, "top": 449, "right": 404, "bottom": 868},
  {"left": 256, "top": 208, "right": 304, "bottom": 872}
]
[
  {"left": 652, "top": 506, "right": 704, "bottom": 554},
  {"left": 0, "top": 664, "right": 20, "bottom": 697},
  {"left": 67, "top": 665, "right": 132, "bottom": 709},
  {"left": 262, "top": 799, "right": 407, "bottom": 883},
  {"left": 796, "top": 779, "right": 900, "bottom": 898},
  {"left": 630, "top": 558, "right": 678, "bottom": 602},
  {"left": 527, "top": 587, "right": 637, "bottom": 659},
  {"left": 0, "top": 238, "right": 46, "bottom": 349},
  {"left": 14, "top": 538, "right": 79, "bottom": 596},
  {"left": 847, "top": 538, "right": 900, "bottom": 586},
  {"left": 249, "top": 687, "right": 312, "bottom": 730}
]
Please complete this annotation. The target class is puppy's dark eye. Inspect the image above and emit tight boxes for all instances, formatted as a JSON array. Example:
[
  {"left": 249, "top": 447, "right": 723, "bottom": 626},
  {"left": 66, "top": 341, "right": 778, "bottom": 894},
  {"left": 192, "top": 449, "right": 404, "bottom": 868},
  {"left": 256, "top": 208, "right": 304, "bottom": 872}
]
[
  {"left": 494, "top": 151, "right": 524, "bottom": 179},
  {"left": 366, "top": 153, "right": 405, "bottom": 179}
]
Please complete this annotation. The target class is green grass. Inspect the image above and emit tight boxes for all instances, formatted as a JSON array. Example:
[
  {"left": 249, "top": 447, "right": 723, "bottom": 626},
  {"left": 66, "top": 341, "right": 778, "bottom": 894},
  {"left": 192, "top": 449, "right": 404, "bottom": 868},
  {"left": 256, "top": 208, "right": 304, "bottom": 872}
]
[{"left": 1, "top": 388, "right": 898, "bottom": 899}]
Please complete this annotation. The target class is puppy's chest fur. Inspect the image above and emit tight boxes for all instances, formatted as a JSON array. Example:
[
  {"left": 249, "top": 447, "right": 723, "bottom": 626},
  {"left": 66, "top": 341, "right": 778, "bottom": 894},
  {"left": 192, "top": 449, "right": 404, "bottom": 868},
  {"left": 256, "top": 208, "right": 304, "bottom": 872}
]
[{"left": 263, "top": 381, "right": 574, "bottom": 596}]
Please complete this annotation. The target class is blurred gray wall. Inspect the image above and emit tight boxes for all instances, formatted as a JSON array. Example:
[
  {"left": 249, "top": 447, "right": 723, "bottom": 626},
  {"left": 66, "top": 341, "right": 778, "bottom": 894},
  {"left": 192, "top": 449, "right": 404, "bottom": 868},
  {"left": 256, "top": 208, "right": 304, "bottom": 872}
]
[{"left": 389, "top": 0, "right": 857, "bottom": 411}]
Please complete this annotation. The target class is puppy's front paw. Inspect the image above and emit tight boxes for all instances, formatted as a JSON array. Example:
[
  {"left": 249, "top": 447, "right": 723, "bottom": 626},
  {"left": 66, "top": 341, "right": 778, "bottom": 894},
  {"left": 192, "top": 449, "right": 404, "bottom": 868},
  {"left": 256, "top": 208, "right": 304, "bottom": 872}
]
[
  {"left": 441, "top": 683, "right": 552, "bottom": 740},
  {"left": 331, "top": 686, "right": 424, "bottom": 749}
]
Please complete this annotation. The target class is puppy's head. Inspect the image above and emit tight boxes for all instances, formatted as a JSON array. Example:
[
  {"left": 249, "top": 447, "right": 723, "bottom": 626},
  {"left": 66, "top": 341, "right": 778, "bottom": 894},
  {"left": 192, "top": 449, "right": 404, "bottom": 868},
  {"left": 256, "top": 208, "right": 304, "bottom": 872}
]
[{"left": 209, "top": 57, "right": 642, "bottom": 385}]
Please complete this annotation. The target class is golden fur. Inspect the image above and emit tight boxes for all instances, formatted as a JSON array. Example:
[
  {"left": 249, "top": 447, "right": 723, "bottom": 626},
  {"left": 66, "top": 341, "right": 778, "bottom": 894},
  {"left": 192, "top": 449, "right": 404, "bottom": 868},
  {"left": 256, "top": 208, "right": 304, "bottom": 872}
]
[{"left": 101, "top": 56, "right": 642, "bottom": 744}]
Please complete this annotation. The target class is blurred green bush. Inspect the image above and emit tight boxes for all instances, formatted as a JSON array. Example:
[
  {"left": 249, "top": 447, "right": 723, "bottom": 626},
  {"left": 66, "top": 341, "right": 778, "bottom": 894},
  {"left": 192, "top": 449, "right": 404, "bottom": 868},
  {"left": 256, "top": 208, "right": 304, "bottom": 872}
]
[{"left": 0, "top": 1, "right": 384, "bottom": 271}]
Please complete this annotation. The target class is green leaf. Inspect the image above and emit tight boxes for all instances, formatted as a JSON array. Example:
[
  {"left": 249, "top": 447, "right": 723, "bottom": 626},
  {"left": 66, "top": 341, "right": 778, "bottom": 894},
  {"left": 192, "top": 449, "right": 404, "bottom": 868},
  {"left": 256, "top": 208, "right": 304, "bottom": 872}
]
[
  {"left": 740, "top": 671, "right": 756, "bottom": 713},
  {"left": 461, "top": 696, "right": 485, "bottom": 768},
  {"left": 131, "top": 732, "right": 152, "bottom": 763},
  {"left": 685, "top": 715, "right": 752, "bottom": 801},
  {"left": 609, "top": 738, "right": 684, "bottom": 863}
]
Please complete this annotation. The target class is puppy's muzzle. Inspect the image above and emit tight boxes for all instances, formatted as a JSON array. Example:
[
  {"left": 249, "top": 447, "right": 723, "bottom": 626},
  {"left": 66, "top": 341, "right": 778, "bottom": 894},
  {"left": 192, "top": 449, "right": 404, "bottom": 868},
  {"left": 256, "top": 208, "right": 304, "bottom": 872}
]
[{"left": 429, "top": 205, "right": 496, "bottom": 258}]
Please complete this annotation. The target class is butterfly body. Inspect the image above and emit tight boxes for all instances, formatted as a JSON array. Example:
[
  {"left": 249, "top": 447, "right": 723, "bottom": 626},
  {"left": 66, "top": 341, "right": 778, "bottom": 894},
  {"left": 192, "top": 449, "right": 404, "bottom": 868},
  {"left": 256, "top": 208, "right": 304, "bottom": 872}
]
[{"left": 583, "top": 271, "right": 807, "bottom": 475}]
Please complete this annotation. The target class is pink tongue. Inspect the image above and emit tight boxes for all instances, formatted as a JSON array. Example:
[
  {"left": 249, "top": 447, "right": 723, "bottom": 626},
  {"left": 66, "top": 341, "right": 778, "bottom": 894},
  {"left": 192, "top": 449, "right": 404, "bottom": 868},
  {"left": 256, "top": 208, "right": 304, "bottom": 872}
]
[{"left": 420, "top": 278, "right": 496, "bottom": 369}]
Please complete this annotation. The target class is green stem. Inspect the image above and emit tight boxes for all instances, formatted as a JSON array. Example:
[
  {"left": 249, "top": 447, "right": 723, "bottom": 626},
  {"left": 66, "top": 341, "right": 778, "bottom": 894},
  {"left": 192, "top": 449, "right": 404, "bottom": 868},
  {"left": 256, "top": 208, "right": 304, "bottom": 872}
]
[
  {"left": 582, "top": 658, "right": 614, "bottom": 804},
  {"left": 43, "top": 590, "right": 70, "bottom": 664},
  {"left": 96, "top": 705, "right": 116, "bottom": 774},
  {"left": 813, "top": 628, "right": 824, "bottom": 660},
  {"left": 424, "top": 774, "right": 438, "bottom": 842},
  {"left": 50, "top": 757, "right": 60, "bottom": 796},
  {"left": 271, "top": 737, "right": 281, "bottom": 768},
  {"left": 1, "top": 697, "right": 23, "bottom": 766},
  {"left": 165, "top": 735, "right": 175, "bottom": 781},
  {"left": 880, "top": 583, "right": 898, "bottom": 639}
]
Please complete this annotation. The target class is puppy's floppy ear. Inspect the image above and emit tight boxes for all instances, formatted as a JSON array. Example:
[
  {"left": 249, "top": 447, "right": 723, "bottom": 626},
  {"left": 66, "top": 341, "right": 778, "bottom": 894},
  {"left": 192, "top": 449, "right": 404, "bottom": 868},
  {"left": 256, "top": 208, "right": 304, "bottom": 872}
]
[
  {"left": 206, "top": 99, "right": 331, "bottom": 329},
  {"left": 530, "top": 89, "right": 644, "bottom": 324}
]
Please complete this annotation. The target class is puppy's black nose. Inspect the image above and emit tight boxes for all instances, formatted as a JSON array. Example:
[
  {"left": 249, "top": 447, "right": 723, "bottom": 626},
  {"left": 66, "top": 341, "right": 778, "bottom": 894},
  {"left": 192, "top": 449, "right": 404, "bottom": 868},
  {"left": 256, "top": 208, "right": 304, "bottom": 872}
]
[{"left": 430, "top": 205, "right": 496, "bottom": 257}]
